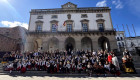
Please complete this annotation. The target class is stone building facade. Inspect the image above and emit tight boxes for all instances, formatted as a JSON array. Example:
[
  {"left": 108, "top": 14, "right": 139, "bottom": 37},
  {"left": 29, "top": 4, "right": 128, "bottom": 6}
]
[
  {"left": 24, "top": 2, "right": 117, "bottom": 52},
  {"left": 125, "top": 37, "right": 140, "bottom": 51},
  {"left": 0, "top": 27, "right": 27, "bottom": 52},
  {"left": 116, "top": 31, "right": 125, "bottom": 51}
]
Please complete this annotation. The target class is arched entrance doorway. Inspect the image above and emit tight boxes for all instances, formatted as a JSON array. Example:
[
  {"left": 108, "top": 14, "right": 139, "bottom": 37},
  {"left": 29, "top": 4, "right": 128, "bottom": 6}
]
[
  {"left": 48, "top": 37, "right": 59, "bottom": 51},
  {"left": 81, "top": 37, "right": 93, "bottom": 51},
  {"left": 98, "top": 36, "right": 110, "bottom": 51},
  {"left": 65, "top": 37, "right": 75, "bottom": 51},
  {"left": 34, "top": 39, "right": 42, "bottom": 52}
]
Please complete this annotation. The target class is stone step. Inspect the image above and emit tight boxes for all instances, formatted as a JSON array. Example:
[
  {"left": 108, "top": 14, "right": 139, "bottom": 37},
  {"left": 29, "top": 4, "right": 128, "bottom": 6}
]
[{"left": 0, "top": 72, "right": 140, "bottom": 77}]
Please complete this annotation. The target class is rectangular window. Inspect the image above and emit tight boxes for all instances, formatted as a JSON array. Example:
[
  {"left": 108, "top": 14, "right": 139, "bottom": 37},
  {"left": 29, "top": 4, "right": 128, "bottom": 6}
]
[
  {"left": 82, "top": 23, "right": 88, "bottom": 32},
  {"left": 51, "top": 15, "right": 58, "bottom": 19},
  {"left": 98, "top": 23, "right": 104, "bottom": 32},
  {"left": 67, "top": 24, "right": 72, "bottom": 32},
  {"left": 52, "top": 24, "right": 57, "bottom": 32},
  {"left": 36, "top": 25, "right": 42, "bottom": 32},
  {"left": 81, "top": 14, "right": 88, "bottom": 18},
  {"left": 37, "top": 16, "right": 43, "bottom": 19},
  {"left": 96, "top": 14, "right": 103, "bottom": 17}
]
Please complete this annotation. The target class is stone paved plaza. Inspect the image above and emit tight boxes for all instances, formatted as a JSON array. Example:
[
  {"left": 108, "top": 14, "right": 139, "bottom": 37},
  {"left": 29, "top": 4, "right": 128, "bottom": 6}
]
[{"left": 0, "top": 75, "right": 140, "bottom": 80}]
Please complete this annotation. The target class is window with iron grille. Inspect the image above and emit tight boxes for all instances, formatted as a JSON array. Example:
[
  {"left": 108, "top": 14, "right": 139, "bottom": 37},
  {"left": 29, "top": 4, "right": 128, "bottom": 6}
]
[
  {"left": 96, "top": 14, "right": 103, "bottom": 17},
  {"left": 52, "top": 24, "right": 57, "bottom": 32},
  {"left": 36, "top": 25, "right": 42, "bottom": 32},
  {"left": 37, "top": 16, "right": 43, "bottom": 19},
  {"left": 81, "top": 14, "right": 88, "bottom": 18},
  {"left": 82, "top": 23, "right": 88, "bottom": 32},
  {"left": 98, "top": 23, "right": 104, "bottom": 31},
  {"left": 51, "top": 15, "right": 58, "bottom": 19},
  {"left": 67, "top": 24, "right": 72, "bottom": 32}
]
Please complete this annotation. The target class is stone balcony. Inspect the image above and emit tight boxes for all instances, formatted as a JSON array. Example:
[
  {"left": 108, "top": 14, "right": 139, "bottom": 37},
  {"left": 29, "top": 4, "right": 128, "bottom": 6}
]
[{"left": 27, "top": 29, "right": 116, "bottom": 36}]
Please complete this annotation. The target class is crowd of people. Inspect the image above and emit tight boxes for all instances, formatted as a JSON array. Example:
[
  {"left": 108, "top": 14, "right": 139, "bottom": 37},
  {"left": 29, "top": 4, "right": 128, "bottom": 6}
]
[
  {"left": 2, "top": 49, "right": 136, "bottom": 76},
  {"left": 122, "top": 49, "right": 136, "bottom": 73}
]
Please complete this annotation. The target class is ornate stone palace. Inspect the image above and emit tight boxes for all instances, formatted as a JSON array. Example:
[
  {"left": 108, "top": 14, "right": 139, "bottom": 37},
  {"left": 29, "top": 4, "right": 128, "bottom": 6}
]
[{"left": 24, "top": 2, "right": 117, "bottom": 52}]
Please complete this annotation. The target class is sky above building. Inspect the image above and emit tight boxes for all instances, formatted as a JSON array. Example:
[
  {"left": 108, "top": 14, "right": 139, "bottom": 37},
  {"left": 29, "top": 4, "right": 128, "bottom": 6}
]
[{"left": 0, "top": 0, "right": 140, "bottom": 37}]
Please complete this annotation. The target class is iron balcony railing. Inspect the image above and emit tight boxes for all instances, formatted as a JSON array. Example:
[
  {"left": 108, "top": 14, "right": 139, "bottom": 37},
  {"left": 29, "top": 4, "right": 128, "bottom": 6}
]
[{"left": 28, "top": 29, "right": 116, "bottom": 34}]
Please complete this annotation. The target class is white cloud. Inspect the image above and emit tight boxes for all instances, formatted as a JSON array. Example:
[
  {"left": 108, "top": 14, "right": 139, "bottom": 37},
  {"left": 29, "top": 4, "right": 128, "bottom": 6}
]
[
  {"left": 1, "top": 21, "right": 28, "bottom": 29},
  {"left": 96, "top": 0, "right": 107, "bottom": 7},
  {"left": 112, "top": 0, "right": 123, "bottom": 9}
]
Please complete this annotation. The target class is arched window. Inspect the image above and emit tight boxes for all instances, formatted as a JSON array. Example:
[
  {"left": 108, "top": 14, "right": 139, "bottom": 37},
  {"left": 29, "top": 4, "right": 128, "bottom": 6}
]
[
  {"left": 120, "top": 37, "right": 123, "bottom": 40},
  {"left": 118, "top": 42, "right": 121, "bottom": 47},
  {"left": 117, "top": 37, "right": 120, "bottom": 41},
  {"left": 122, "top": 42, "right": 124, "bottom": 47}
]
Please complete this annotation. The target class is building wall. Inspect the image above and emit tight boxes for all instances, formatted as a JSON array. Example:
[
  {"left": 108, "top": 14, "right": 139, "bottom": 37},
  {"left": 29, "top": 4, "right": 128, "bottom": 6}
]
[
  {"left": 25, "top": 2, "right": 117, "bottom": 52},
  {"left": 24, "top": 33, "right": 117, "bottom": 52},
  {"left": 29, "top": 12, "right": 113, "bottom": 32},
  {"left": 0, "top": 34, "right": 17, "bottom": 52},
  {"left": 0, "top": 27, "right": 27, "bottom": 52},
  {"left": 125, "top": 37, "right": 140, "bottom": 51},
  {"left": 116, "top": 31, "right": 125, "bottom": 51}
]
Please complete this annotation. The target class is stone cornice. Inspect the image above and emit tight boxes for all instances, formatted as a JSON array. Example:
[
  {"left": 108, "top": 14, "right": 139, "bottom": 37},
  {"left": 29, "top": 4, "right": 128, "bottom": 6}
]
[{"left": 30, "top": 7, "right": 111, "bottom": 15}]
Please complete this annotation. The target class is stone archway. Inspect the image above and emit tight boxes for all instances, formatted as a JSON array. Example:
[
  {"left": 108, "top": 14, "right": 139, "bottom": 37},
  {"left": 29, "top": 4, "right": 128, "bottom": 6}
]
[
  {"left": 48, "top": 37, "right": 59, "bottom": 51},
  {"left": 65, "top": 37, "right": 75, "bottom": 51},
  {"left": 34, "top": 39, "right": 42, "bottom": 52},
  {"left": 81, "top": 37, "right": 93, "bottom": 51},
  {"left": 98, "top": 36, "right": 110, "bottom": 51}
]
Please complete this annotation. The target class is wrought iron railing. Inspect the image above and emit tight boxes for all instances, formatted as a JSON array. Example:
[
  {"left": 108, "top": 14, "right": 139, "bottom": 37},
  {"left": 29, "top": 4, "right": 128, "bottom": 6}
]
[{"left": 28, "top": 28, "right": 116, "bottom": 34}]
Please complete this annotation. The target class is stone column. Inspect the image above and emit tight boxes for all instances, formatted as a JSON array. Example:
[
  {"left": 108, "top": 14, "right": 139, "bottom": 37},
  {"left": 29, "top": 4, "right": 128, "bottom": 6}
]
[
  {"left": 92, "top": 40, "right": 99, "bottom": 51},
  {"left": 42, "top": 41, "right": 48, "bottom": 52},
  {"left": 59, "top": 41, "right": 65, "bottom": 50},
  {"left": 75, "top": 41, "right": 81, "bottom": 50},
  {"left": 110, "top": 41, "right": 117, "bottom": 50},
  {"left": 25, "top": 42, "right": 34, "bottom": 52}
]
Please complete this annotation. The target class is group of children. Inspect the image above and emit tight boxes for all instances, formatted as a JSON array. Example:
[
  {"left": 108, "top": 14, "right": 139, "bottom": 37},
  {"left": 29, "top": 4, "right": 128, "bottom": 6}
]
[{"left": 3, "top": 49, "right": 124, "bottom": 76}]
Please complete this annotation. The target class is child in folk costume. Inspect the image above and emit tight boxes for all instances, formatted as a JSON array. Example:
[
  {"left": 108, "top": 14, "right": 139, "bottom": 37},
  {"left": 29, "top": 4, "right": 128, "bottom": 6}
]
[
  {"left": 46, "top": 62, "right": 51, "bottom": 73},
  {"left": 59, "top": 62, "right": 63, "bottom": 73},
  {"left": 21, "top": 61, "right": 27, "bottom": 73},
  {"left": 82, "top": 58, "right": 86, "bottom": 73},
  {"left": 62, "top": 62, "right": 66, "bottom": 73},
  {"left": 54, "top": 63, "right": 57, "bottom": 73},
  {"left": 104, "top": 61, "right": 110, "bottom": 76},
  {"left": 17, "top": 61, "right": 22, "bottom": 71},
  {"left": 98, "top": 61, "right": 104, "bottom": 75},
  {"left": 77, "top": 62, "right": 82, "bottom": 73},
  {"left": 31, "top": 60, "right": 35, "bottom": 70},
  {"left": 57, "top": 62, "right": 60, "bottom": 72},
  {"left": 109, "top": 62, "right": 116, "bottom": 76},
  {"left": 93, "top": 62, "right": 101, "bottom": 77},
  {"left": 66, "top": 61, "right": 71, "bottom": 73},
  {"left": 45, "top": 61, "right": 49, "bottom": 71},
  {"left": 8, "top": 62, "right": 13, "bottom": 73},
  {"left": 38, "top": 60, "right": 42, "bottom": 70},
  {"left": 71, "top": 62, "right": 76, "bottom": 73},
  {"left": 42, "top": 60, "right": 46, "bottom": 71},
  {"left": 27, "top": 60, "right": 31, "bottom": 70},
  {"left": 87, "top": 62, "right": 92, "bottom": 76},
  {"left": 35, "top": 60, "right": 38, "bottom": 70}
]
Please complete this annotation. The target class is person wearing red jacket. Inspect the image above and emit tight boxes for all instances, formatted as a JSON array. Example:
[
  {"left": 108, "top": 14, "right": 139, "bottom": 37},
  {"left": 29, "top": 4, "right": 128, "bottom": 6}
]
[{"left": 108, "top": 53, "right": 112, "bottom": 63}]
